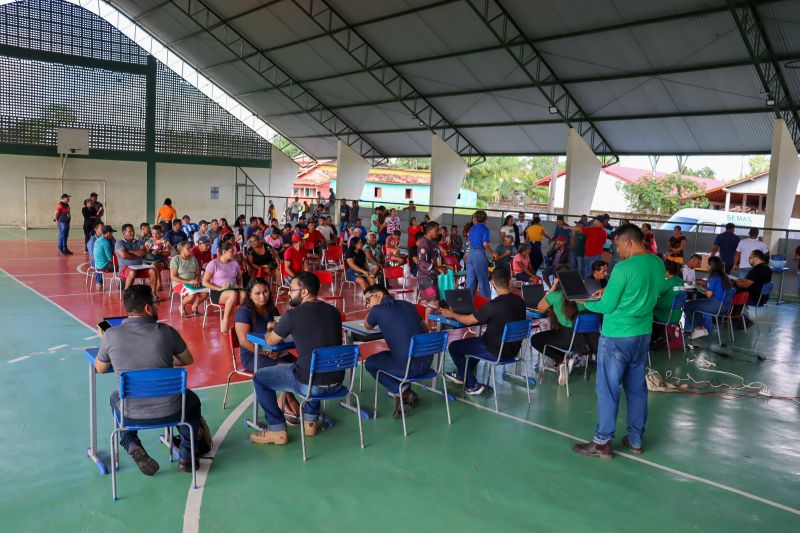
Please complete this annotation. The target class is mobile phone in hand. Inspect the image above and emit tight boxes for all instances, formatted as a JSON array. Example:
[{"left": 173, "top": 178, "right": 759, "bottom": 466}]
[{"left": 97, "top": 320, "right": 112, "bottom": 332}]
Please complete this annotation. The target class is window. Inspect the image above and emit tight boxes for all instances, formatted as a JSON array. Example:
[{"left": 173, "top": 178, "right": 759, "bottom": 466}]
[
  {"left": 374, "top": 187, "right": 382, "bottom": 198},
  {"left": 405, "top": 188, "right": 413, "bottom": 199}
]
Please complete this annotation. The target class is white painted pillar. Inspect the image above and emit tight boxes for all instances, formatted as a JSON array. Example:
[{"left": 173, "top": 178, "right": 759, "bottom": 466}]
[
  {"left": 336, "top": 140, "right": 371, "bottom": 222},
  {"left": 547, "top": 156, "right": 559, "bottom": 215},
  {"left": 430, "top": 134, "right": 468, "bottom": 223},
  {"left": 268, "top": 147, "right": 300, "bottom": 221},
  {"left": 724, "top": 189, "right": 731, "bottom": 211},
  {"left": 563, "top": 128, "right": 602, "bottom": 216},
  {"left": 764, "top": 118, "right": 800, "bottom": 252}
]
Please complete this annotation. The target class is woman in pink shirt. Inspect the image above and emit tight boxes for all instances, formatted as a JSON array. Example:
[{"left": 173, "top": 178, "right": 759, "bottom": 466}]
[
  {"left": 202, "top": 241, "right": 244, "bottom": 333},
  {"left": 511, "top": 243, "right": 540, "bottom": 283}
]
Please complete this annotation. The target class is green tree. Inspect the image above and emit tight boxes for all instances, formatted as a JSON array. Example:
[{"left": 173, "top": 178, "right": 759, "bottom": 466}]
[
  {"left": 462, "top": 156, "right": 560, "bottom": 207},
  {"left": 748, "top": 155, "right": 770, "bottom": 175},
  {"left": 617, "top": 173, "right": 710, "bottom": 215},
  {"left": 682, "top": 166, "right": 716, "bottom": 178}
]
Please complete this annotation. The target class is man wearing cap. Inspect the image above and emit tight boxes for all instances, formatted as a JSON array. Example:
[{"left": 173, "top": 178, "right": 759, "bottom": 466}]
[
  {"left": 92, "top": 225, "right": 116, "bottom": 290},
  {"left": 191, "top": 236, "right": 213, "bottom": 270},
  {"left": 193, "top": 220, "right": 211, "bottom": 245},
  {"left": 542, "top": 235, "right": 570, "bottom": 286},
  {"left": 89, "top": 192, "right": 104, "bottom": 220},
  {"left": 54, "top": 193, "right": 73, "bottom": 255},
  {"left": 283, "top": 233, "right": 308, "bottom": 280}
]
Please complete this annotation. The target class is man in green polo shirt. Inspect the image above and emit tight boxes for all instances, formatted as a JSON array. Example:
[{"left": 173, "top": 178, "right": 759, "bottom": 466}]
[{"left": 573, "top": 224, "right": 665, "bottom": 459}]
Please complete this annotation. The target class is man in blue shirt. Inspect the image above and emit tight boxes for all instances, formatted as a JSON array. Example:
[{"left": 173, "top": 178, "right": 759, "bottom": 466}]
[
  {"left": 92, "top": 225, "right": 116, "bottom": 290},
  {"left": 363, "top": 285, "right": 429, "bottom": 418},
  {"left": 165, "top": 219, "right": 188, "bottom": 247},
  {"left": 181, "top": 215, "right": 199, "bottom": 240},
  {"left": 466, "top": 210, "right": 494, "bottom": 298},
  {"left": 711, "top": 223, "right": 740, "bottom": 273}
]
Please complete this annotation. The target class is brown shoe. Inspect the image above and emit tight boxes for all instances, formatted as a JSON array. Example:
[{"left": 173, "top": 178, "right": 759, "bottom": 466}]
[
  {"left": 249, "top": 429, "right": 288, "bottom": 445},
  {"left": 572, "top": 440, "right": 614, "bottom": 460},
  {"left": 128, "top": 444, "right": 160, "bottom": 475},
  {"left": 622, "top": 436, "right": 643, "bottom": 455},
  {"left": 303, "top": 419, "right": 323, "bottom": 436}
]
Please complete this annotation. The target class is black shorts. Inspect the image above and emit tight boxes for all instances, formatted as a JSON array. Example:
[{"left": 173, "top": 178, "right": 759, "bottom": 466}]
[{"left": 210, "top": 290, "right": 222, "bottom": 304}]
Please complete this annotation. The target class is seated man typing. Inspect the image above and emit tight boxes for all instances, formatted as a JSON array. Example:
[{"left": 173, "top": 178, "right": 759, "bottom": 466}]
[
  {"left": 115, "top": 223, "right": 159, "bottom": 294},
  {"left": 363, "top": 284, "right": 429, "bottom": 417},
  {"left": 94, "top": 285, "right": 209, "bottom": 474},
  {"left": 441, "top": 267, "right": 526, "bottom": 394},
  {"left": 249, "top": 272, "right": 343, "bottom": 445}
]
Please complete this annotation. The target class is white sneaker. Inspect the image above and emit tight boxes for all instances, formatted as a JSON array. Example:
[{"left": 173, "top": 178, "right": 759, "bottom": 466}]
[
  {"left": 557, "top": 363, "right": 568, "bottom": 386},
  {"left": 690, "top": 328, "right": 709, "bottom": 340}
]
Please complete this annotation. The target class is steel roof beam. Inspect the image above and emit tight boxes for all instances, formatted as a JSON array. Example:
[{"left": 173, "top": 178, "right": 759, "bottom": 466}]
[
  {"left": 165, "top": 0, "right": 387, "bottom": 165},
  {"left": 165, "top": 0, "right": 284, "bottom": 48},
  {"left": 463, "top": 0, "right": 618, "bottom": 163},
  {"left": 286, "top": 0, "right": 484, "bottom": 166},
  {"left": 726, "top": 0, "right": 800, "bottom": 150},
  {"left": 253, "top": 55, "right": 800, "bottom": 118},
  {"left": 289, "top": 106, "right": 783, "bottom": 138}
]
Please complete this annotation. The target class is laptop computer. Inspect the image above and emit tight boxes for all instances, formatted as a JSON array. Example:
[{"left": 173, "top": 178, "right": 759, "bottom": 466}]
[
  {"left": 583, "top": 276, "right": 604, "bottom": 295},
  {"left": 556, "top": 270, "right": 600, "bottom": 301},
  {"left": 444, "top": 289, "right": 475, "bottom": 315},
  {"left": 521, "top": 284, "right": 544, "bottom": 309}
]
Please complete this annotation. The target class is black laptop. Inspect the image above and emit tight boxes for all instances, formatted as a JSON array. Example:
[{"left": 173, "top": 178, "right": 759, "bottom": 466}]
[
  {"left": 521, "top": 284, "right": 544, "bottom": 309},
  {"left": 557, "top": 270, "right": 600, "bottom": 302},
  {"left": 444, "top": 289, "right": 475, "bottom": 315}
]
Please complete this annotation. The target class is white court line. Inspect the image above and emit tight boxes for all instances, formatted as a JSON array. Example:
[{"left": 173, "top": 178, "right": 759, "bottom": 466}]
[
  {"left": 0, "top": 267, "right": 97, "bottom": 335},
  {"left": 12, "top": 272, "right": 84, "bottom": 277},
  {"left": 47, "top": 344, "right": 69, "bottom": 351},
  {"left": 182, "top": 395, "right": 253, "bottom": 533},
  {"left": 8, "top": 356, "right": 31, "bottom": 364},
  {"left": 84, "top": 335, "right": 99, "bottom": 340},
  {"left": 455, "top": 395, "right": 800, "bottom": 517}
]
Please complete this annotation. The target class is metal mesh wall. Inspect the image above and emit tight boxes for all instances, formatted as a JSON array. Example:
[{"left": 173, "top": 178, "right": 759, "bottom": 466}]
[
  {"left": 0, "top": 0, "right": 148, "bottom": 65},
  {"left": 0, "top": 55, "right": 146, "bottom": 150},
  {"left": 0, "top": 0, "right": 270, "bottom": 161},
  {"left": 155, "top": 63, "right": 271, "bottom": 160}
]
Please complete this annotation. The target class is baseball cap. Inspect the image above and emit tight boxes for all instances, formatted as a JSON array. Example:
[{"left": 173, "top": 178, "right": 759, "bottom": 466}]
[
  {"left": 101, "top": 225, "right": 116, "bottom": 233},
  {"left": 292, "top": 233, "right": 303, "bottom": 243},
  {"left": 197, "top": 236, "right": 211, "bottom": 245},
  {"left": 199, "top": 220, "right": 209, "bottom": 226}
]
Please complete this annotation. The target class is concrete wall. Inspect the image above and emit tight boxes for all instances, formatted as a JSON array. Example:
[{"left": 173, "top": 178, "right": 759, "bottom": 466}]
[{"left": 0, "top": 153, "right": 270, "bottom": 228}]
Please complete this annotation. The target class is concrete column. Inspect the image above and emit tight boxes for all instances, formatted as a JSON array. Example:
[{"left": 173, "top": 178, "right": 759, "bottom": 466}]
[
  {"left": 724, "top": 189, "right": 731, "bottom": 211},
  {"left": 764, "top": 118, "right": 800, "bottom": 251},
  {"left": 336, "top": 141, "right": 371, "bottom": 205},
  {"left": 267, "top": 147, "right": 300, "bottom": 221},
  {"left": 547, "top": 156, "right": 559, "bottom": 215},
  {"left": 563, "top": 128, "right": 602, "bottom": 217},
  {"left": 430, "top": 133, "right": 468, "bottom": 222}
]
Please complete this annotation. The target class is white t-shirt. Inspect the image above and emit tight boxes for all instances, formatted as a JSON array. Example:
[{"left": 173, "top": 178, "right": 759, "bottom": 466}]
[
  {"left": 317, "top": 224, "right": 334, "bottom": 243},
  {"left": 500, "top": 225, "right": 515, "bottom": 241},
  {"left": 735, "top": 238, "right": 768, "bottom": 268},
  {"left": 681, "top": 265, "right": 696, "bottom": 284}
]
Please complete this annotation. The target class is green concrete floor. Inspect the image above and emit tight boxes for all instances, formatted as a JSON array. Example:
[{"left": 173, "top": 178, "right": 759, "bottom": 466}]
[{"left": 1, "top": 264, "right": 799, "bottom": 531}]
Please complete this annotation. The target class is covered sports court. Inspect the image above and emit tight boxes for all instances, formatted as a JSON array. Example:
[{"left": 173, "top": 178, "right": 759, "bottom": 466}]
[{"left": 1, "top": 1, "right": 800, "bottom": 531}]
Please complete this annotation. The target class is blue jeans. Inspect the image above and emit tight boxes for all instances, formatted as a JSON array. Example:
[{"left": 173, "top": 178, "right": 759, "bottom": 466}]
[
  {"left": 583, "top": 255, "right": 602, "bottom": 279},
  {"left": 530, "top": 242, "right": 543, "bottom": 273},
  {"left": 111, "top": 390, "right": 202, "bottom": 462},
  {"left": 514, "top": 272, "right": 531, "bottom": 282},
  {"left": 574, "top": 255, "right": 585, "bottom": 277},
  {"left": 365, "top": 350, "right": 433, "bottom": 394},
  {"left": 593, "top": 335, "right": 649, "bottom": 447},
  {"left": 466, "top": 249, "right": 490, "bottom": 298},
  {"left": 253, "top": 363, "right": 342, "bottom": 431},
  {"left": 57, "top": 222, "right": 69, "bottom": 252},
  {"left": 448, "top": 337, "right": 496, "bottom": 388},
  {"left": 684, "top": 297, "right": 720, "bottom": 332},
  {"left": 339, "top": 221, "right": 349, "bottom": 236}
]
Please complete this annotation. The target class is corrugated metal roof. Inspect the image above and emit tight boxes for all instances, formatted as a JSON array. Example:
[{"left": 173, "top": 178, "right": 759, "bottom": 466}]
[{"left": 108, "top": 0, "right": 800, "bottom": 158}]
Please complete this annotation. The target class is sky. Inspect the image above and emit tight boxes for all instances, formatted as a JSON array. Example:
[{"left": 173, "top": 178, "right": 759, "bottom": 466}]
[{"left": 619, "top": 155, "right": 766, "bottom": 182}]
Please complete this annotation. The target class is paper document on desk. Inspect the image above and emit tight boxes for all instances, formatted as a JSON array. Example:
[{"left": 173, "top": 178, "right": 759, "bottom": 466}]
[{"left": 127, "top": 264, "right": 152, "bottom": 270}]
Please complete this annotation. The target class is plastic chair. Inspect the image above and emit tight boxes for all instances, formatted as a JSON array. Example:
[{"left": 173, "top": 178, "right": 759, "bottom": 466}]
[
  {"left": 169, "top": 283, "right": 184, "bottom": 314},
  {"left": 110, "top": 368, "right": 196, "bottom": 500},
  {"left": 313, "top": 270, "right": 346, "bottom": 313},
  {"left": 652, "top": 292, "right": 687, "bottom": 359},
  {"left": 275, "top": 263, "right": 292, "bottom": 304},
  {"left": 542, "top": 313, "right": 602, "bottom": 397},
  {"left": 202, "top": 299, "right": 225, "bottom": 328},
  {"left": 384, "top": 265, "right": 416, "bottom": 299},
  {"left": 300, "top": 345, "right": 364, "bottom": 461},
  {"left": 222, "top": 332, "right": 253, "bottom": 410},
  {"left": 106, "top": 255, "right": 124, "bottom": 295},
  {"left": 692, "top": 287, "right": 737, "bottom": 346},
  {"left": 462, "top": 320, "right": 533, "bottom": 413},
  {"left": 373, "top": 331, "right": 451, "bottom": 436},
  {"left": 726, "top": 291, "right": 751, "bottom": 335},
  {"left": 751, "top": 281, "right": 774, "bottom": 324}
]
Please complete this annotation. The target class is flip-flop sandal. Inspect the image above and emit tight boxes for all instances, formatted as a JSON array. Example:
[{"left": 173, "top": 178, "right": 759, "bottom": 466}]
[{"left": 284, "top": 412, "right": 300, "bottom": 426}]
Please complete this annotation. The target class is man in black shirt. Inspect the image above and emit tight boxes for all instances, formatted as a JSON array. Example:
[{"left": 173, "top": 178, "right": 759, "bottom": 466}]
[
  {"left": 441, "top": 267, "right": 526, "bottom": 394},
  {"left": 735, "top": 249, "right": 772, "bottom": 306},
  {"left": 408, "top": 232, "right": 423, "bottom": 276},
  {"left": 250, "top": 272, "right": 343, "bottom": 445}
]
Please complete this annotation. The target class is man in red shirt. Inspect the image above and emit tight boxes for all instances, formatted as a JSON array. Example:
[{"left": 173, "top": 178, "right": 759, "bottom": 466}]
[
  {"left": 283, "top": 233, "right": 308, "bottom": 279},
  {"left": 568, "top": 216, "right": 607, "bottom": 278},
  {"left": 53, "top": 193, "right": 73, "bottom": 255},
  {"left": 306, "top": 220, "right": 325, "bottom": 255},
  {"left": 191, "top": 237, "right": 213, "bottom": 270}
]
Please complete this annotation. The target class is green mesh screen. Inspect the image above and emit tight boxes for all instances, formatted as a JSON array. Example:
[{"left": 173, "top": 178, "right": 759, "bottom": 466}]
[{"left": 0, "top": 0, "right": 271, "bottom": 161}]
